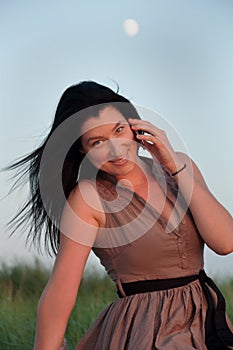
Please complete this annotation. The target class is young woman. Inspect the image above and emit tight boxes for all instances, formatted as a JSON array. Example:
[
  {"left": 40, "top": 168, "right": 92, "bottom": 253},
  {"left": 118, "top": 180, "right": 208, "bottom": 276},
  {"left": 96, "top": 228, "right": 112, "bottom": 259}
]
[{"left": 8, "top": 81, "right": 233, "bottom": 349}]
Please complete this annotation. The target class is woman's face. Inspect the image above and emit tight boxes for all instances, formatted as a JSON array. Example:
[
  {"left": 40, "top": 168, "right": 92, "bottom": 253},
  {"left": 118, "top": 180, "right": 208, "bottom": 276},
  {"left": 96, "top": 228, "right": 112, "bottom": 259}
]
[{"left": 80, "top": 106, "right": 138, "bottom": 178}]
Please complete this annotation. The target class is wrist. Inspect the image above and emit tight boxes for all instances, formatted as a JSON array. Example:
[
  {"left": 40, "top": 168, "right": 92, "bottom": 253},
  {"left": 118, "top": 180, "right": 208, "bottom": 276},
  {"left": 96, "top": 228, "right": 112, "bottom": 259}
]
[{"left": 171, "top": 163, "right": 187, "bottom": 177}]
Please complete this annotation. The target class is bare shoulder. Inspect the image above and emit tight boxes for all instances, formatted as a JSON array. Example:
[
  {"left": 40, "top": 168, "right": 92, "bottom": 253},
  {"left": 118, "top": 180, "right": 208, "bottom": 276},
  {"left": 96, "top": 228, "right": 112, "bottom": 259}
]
[
  {"left": 176, "top": 151, "right": 209, "bottom": 190},
  {"left": 67, "top": 179, "right": 105, "bottom": 226}
]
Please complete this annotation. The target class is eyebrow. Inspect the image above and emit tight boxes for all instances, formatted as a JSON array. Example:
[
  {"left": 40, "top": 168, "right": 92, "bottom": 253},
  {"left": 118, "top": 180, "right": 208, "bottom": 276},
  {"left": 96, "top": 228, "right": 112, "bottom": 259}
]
[{"left": 86, "top": 121, "right": 126, "bottom": 144}]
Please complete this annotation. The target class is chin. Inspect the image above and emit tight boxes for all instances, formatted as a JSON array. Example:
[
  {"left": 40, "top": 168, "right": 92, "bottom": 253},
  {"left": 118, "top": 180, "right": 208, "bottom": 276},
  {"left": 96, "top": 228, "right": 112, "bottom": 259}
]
[{"left": 107, "top": 163, "right": 136, "bottom": 177}]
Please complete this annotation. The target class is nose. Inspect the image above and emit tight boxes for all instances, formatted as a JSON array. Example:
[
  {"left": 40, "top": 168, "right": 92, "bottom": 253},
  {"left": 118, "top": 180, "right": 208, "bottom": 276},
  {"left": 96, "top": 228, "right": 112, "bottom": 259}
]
[{"left": 108, "top": 139, "right": 123, "bottom": 158}]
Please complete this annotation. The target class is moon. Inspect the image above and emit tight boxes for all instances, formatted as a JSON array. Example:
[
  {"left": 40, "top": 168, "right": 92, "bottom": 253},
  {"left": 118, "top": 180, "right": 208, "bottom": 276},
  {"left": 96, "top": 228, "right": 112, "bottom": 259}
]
[{"left": 123, "top": 19, "right": 139, "bottom": 37}]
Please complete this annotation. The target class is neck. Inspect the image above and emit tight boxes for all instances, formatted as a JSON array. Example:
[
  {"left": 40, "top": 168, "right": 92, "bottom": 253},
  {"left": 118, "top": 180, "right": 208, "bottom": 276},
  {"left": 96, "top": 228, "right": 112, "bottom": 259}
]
[{"left": 115, "top": 157, "right": 152, "bottom": 188}]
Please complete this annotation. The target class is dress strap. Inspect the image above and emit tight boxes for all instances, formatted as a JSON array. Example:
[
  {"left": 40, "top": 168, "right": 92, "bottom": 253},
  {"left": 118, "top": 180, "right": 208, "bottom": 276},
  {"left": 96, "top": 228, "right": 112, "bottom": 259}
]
[{"left": 198, "top": 270, "right": 233, "bottom": 349}]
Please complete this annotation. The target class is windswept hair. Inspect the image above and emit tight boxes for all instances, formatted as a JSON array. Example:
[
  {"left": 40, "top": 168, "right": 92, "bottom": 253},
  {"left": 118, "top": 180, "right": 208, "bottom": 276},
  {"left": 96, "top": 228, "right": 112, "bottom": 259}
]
[{"left": 6, "top": 81, "right": 141, "bottom": 255}]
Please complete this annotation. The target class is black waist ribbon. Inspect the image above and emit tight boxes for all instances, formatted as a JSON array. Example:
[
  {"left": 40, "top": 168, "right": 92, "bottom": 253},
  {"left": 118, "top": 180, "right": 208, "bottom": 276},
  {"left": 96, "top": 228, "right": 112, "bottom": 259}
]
[{"left": 116, "top": 270, "right": 233, "bottom": 349}]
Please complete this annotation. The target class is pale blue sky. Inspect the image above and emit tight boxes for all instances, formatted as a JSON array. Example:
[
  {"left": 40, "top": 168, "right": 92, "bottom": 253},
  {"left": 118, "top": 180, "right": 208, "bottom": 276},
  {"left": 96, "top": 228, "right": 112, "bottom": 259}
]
[{"left": 0, "top": 0, "right": 233, "bottom": 278}]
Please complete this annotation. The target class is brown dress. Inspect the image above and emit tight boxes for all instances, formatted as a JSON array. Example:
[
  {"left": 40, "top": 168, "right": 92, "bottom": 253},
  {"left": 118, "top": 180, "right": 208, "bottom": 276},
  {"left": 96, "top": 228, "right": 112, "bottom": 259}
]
[{"left": 76, "top": 158, "right": 233, "bottom": 350}]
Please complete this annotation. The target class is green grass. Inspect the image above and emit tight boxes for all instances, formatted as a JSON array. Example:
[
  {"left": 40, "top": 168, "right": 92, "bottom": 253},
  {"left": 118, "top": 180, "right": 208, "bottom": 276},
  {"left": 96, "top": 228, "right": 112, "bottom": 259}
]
[
  {"left": 0, "top": 260, "right": 50, "bottom": 349},
  {"left": 0, "top": 261, "right": 232, "bottom": 350},
  {"left": 0, "top": 261, "right": 116, "bottom": 349},
  {"left": 218, "top": 278, "right": 233, "bottom": 319}
]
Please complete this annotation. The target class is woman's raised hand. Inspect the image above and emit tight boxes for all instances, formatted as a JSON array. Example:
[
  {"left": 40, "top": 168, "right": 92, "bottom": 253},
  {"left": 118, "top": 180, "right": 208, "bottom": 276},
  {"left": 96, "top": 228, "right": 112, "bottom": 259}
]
[{"left": 129, "top": 118, "right": 184, "bottom": 174}]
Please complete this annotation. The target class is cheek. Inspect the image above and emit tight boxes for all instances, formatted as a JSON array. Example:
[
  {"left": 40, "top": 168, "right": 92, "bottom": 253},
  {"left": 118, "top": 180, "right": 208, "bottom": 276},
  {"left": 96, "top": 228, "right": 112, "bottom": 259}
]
[
  {"left": 126, "top": 131, "right": 138, "bottom": 147},
  {"left": 85, "top": 147, "right": 108, "bottom": 167},
  {"left": 125, "top": 128, "right": 135, "bottom": 139}
]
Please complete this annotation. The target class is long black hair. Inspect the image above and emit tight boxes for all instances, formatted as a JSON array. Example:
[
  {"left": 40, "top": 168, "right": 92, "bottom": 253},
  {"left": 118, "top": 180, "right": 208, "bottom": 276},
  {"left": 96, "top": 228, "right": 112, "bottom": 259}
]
[{"left": 6, "top": 81, "right": 141, "bottom": 255}]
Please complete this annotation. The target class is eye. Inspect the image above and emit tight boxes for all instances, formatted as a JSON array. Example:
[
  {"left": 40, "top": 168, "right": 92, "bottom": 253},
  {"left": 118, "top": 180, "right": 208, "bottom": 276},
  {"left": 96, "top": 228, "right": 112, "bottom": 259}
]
[
  {"left": 116, "top": 126, "right": 124, "bottom": 134},
  {"left": 92, "top": 140, "right": 103, "bottom": 147}
]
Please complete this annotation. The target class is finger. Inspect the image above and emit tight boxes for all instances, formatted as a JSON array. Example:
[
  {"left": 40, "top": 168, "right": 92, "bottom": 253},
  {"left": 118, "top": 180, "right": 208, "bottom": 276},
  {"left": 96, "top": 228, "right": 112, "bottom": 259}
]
[
  {"left": 129, "top": 119, "right": 162, "bottom": 136},
  {"left": 129, "top": 120, "right": 155, "bottom": 130},
  {"left": 135, "top": 133, "right": 160, "bottom": 145},
  {"left": 128, "top": 118, "right": 151, "bottom": 126},
  {"left": 136, "top": 133, "right": 171, "bottom": 155},
  {"left": 136, "top": 138, "right": 162, "bottom": 164}
]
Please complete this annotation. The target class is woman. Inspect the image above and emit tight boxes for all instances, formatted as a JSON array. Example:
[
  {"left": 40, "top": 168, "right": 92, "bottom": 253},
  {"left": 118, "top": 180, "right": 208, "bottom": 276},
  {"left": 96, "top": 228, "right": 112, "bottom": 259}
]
[{"left": 8, "top": 81, "right": 233, "bottom": 349}]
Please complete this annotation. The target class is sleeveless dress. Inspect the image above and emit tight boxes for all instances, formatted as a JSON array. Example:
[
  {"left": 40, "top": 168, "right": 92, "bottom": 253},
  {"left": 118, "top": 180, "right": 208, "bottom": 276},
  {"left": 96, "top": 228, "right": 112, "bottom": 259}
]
[{"left": 76, "top": 157, "right": 233, "bottom": 350}]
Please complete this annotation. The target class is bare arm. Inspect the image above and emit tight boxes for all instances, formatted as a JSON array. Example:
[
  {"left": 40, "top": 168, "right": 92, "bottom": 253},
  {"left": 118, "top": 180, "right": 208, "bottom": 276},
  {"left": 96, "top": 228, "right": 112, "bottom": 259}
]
[
  {"left": 130, "top": 118, "right": 233, "bottom": 255},
  {"left": 34, "top": 236, "right": 92, "bottom": 349},
  {"left": 34, "top": 181, "right": 103, "bottom": 349},
  {"left": 174, "top": 152, "right": 233, "bottom": 255}
]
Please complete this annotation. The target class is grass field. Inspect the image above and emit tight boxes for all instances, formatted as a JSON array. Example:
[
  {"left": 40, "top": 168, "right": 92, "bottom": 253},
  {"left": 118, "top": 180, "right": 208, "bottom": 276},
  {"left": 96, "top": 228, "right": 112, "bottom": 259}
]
[{"left": 0, "top": 261, "right": 232, "bottom": 350}]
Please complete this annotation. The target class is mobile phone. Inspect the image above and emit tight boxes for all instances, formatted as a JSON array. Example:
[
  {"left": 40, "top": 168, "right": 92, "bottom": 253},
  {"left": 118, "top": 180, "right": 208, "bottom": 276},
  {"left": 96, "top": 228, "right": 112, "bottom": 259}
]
[
  {"left": 135, "top": 130, "right": 144, "bottom": 136},
  {"left": 135, "top": 130, "right": 144, "bottom": 144}
]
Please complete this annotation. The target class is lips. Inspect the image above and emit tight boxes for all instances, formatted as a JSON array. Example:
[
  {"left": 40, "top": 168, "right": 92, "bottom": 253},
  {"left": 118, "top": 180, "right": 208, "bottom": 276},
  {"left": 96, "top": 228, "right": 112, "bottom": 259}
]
[{"left": 109, "top": 153, "right": 129, "bottom": 166}]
